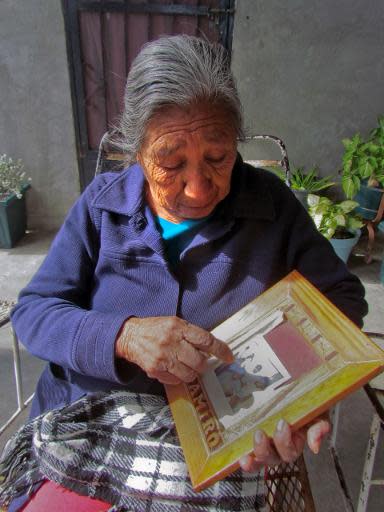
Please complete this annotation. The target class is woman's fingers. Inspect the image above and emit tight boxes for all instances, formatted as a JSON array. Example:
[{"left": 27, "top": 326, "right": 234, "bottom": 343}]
[
  {"left": 252, "top": 430, "right": 281, "bottom": 466},
  {"left": 271, "top": 418, "right": 329, "bottom": 462},
  {"left": 116, "top": 316, "right": 233, "bottom": 384},
  {"left": 177, "top": 339, "right": 208, "bottom": 373},
  {"left": 240, "top": 416, "right": 331, "bottom": 473},
  {"left": 149, "top": 370, "right": 182, "bottom": 385},
  {"left": 182, "top": 322, "right": 234, "bottom": 363},
  {"left": 272, "top": 420, "right": 305, "bottom": 463},
  {"left": 239, "top": 453, "right": 263, "bottom": 472},
  {"left": 166, "top": 357, "right": 198, "bottom": 382},
  {"left": 307, "top": 419, "right": 331, "bottom": 454}
]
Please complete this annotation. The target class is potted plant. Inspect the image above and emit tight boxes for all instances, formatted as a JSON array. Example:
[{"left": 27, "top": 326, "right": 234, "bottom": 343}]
[
  {"left": 341, "top": 116, "right": 384, "bottom": 220},
  {"left": 0, "top": 154, "right": 31, "bottom": 249},
  {"left": 274, "top": 166, "right": 335, "bottom": 208},
  {"left": 307, "top": 194, "right": 364, "bottom": 263}
]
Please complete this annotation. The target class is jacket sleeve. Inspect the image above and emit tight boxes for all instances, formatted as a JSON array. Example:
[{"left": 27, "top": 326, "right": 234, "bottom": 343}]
[
  {"left": 281, "top": 186, "right": 368, "bottom": 327},
  {"left": 11, "top": 179, "right": 129, "bottom": 384}
]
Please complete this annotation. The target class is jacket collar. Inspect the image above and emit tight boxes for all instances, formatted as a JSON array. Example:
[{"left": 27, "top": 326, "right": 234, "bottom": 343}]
[
  {"left": 92, "top": 163, "right": 146, "bottom": 216},
  {"left": 91, "top": 156, "right": 276, "bottom": 222},
  {"left": 222, "top": 154, "right": 276, "bottom": 221}
]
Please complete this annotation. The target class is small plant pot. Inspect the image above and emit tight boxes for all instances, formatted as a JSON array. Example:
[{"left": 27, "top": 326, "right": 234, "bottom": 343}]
[
  {"left": 330, "top": 229, "right": 361, "bottom": 264},
  {"left": 354, "top": 184, "right": 384, "bottom": 221},
  {"left": 378, "top": 221, "right": 384, "bottom": 286},
  {"left": 293, "top": 190, "right": 309, "bottom": 209},
  {"left": 0, "top": 185, "right": 30, "bottom": 249}
]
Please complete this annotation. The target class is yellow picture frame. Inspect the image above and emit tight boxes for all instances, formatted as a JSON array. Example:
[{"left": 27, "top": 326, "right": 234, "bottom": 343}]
[{"left": 165, "top": 270, "right": 384, "bottom": 491}]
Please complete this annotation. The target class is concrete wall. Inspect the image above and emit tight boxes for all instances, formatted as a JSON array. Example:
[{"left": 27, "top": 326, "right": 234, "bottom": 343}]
[
  {"left": 2, "top": 0, "right": 383, "bottom": 230},
  {"left": 0, "top": 0, "right": 79, "bottom": 230},
  {"left": 232, "top": 0, "right": 384, "bottom": 179}
]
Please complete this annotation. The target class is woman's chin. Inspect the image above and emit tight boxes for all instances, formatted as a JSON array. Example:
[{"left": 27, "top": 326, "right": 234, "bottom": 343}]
[
  {"left": 159, "top": 201, "right": 218, "bottom": 223},
  {"left": 178, "top": 205, "right": 215, "bottom": 220}
]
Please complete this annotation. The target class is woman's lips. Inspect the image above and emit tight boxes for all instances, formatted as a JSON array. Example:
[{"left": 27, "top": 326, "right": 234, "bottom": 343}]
[
  {"left": 182, "top": 203, "right": 211, "bottom": 209},
  {"left": 179, "top": 196, "right": 217, "bottom": 210}
]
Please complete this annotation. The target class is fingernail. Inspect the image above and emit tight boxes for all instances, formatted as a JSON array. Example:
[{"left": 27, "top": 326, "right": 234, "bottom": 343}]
[
  {"left": 308, "top": 429, "right": 319, "bottom": 453},
  {"left": 216, "top": 340, "right": 233, "bottom": 363},
  {"left": 255, "top": 430, "right": 263, "bottom": 444},
  {"left": 239, "top": 456, "right": 248, "bottom": 466},
  {"left": 277, "top": 419, "right": 287, "bottom": 432}
]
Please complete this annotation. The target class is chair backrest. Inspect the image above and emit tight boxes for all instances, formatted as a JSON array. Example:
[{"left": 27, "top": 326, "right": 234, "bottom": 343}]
[
  {"left": 94, "top": 131, "right": 126, "bottom": 176},
  {"left": 94, "top": 131, "right": 291, "bottom": 186},
  {"left": 243, "top": 134, "right": 291, "bottom": 186}
]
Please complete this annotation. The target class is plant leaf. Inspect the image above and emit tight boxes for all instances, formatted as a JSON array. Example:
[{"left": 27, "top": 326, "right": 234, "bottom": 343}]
[
  {"left": 307, "top": 194, "right": 320, "bottom": 207},
  {"left": 334, "top": 214, "right": 346, "bottom": 226},
  {"left": 342, "top": 175, "right": 358, "bottom": 199},
  {"left": 339, "top": 200, "right": 359, "bottom": 213},
  {"left": 347, "top": 217, "right": 364, "bottom": 230}
]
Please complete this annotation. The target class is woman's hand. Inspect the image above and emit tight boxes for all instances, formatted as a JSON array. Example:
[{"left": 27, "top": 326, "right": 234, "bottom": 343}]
[
  {"left": 116, "top": 316, "right": 234, "bottom": 385},
  {"left": 239, "top": 415, "right": 331, "bottom": 472}
]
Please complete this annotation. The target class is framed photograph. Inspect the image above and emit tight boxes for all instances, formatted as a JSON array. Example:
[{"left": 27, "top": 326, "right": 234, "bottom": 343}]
[{"left": 165, "top": 271, "right": 384, "bottom": 491}]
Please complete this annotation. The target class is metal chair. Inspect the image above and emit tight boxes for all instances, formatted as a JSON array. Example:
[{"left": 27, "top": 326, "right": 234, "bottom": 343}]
[
  {"left": 265, "top": 458, "right": 316, "bottom": 511},
  {"left": 329, "top": 332, "right": 384, "bottom": 512},
  {"left": 0, "top": 301, "right": 34, "bottom": 437},
  {"left": 93, "top": 131, "right": 320, "bottom": 512}
]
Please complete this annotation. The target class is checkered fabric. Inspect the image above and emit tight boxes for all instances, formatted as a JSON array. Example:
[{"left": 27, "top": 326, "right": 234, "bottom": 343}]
[
  {"left": 0, "top": 300, "right": 14, "bottom": 328},
  {"left": 0, "top": 391, "right": 266, "bottom": 511}
]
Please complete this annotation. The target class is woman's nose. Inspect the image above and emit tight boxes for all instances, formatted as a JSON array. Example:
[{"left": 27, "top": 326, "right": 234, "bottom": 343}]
[{"left": 183, "top": 170, "right": 212, "bottom": 200}]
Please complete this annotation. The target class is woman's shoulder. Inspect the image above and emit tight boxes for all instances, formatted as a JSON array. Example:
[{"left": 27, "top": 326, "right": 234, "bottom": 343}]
[
  {"left": 236, "top": 158, "right": 294, "bottom": 204},
  {"left": 240, "top": 159, "right": 288, "bottom": 190},
  {"left": 230, "top": 157, "right": 301, "bottom": 223},
  {"left": 83, "top": 164, "right": 144, "bottom": 211},
  {"left": 85, "top": 168, "right": 131, "bottom": 200}
]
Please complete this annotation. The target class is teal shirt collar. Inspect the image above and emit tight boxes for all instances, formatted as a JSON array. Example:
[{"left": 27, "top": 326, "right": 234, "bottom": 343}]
[{"left": 156, "top": 216, "right": 210, "bottom": 241}]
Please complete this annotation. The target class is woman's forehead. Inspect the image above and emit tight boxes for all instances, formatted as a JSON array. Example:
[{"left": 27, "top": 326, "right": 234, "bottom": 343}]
[{"left": 143, "top": 105, "right": 236, "bottom": 151}]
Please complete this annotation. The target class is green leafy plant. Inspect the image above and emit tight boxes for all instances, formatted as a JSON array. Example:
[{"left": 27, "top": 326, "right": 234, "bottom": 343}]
[
  {"left": 274, "top": 166, "right": 335, "bottom": 192},
  {"left": 341, "top": 116, "right": 384, "bottom": 199},
  {"left": 307, "top": 194, "right": 364, "bottom": 240},
  {"left": 0, "top": 154, "right": 30, "bottom": 200}
]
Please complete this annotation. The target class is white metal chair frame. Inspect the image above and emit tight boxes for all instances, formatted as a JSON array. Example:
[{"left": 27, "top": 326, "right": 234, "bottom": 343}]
[
  {"left": 329, "top": 332, "right": 384, "bottom": 512},
  {"left": 2, "top": 133, "right": 382, "bottom": 512},
  {"left": 0, "top": 304, "right": 34, "bottom": 437}
]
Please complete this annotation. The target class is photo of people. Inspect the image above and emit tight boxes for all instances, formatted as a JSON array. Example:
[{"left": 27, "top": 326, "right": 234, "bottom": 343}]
[
  {"left": 201, "top": 310, "right": 291, "bottom": 429},
  {"left": 215, "top": 359, "right": 284, "bottom": 413},
  {"left": 215, "top": 339, "right": 286, "bottom": 414}
]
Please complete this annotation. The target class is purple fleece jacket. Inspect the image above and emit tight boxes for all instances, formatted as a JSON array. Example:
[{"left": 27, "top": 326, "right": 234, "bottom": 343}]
[{"left": 11, "top": 156, "right": 368, "bottom": 418}]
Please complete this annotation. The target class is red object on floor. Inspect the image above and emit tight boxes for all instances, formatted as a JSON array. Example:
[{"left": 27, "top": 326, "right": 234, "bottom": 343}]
[{"left": 21, "top": 480, "right": 111, "bottom": 511}]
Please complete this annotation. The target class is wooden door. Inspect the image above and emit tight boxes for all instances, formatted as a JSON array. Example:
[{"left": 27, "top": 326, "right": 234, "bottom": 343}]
[{"left": 62, "top": 0, "right": 235, "bottom": 189}]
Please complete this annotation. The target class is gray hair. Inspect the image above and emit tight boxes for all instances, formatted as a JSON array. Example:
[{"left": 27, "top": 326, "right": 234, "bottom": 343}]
[{"left": 115, "top": 35, "right": 244, "bottom": 164}]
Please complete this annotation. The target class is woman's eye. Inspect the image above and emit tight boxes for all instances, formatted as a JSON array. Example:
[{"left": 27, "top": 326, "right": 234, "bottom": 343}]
[
  {"left": 163, "top": 161, "right": 185, "bottom": 171},
  {"left": 206, "top": 155, "right": 226, "bottom": 164}
]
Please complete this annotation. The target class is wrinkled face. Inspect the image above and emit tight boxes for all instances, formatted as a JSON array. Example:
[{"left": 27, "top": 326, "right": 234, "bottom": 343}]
[{"left": 137, "top": 104, "right": 237, "bottom": 223}]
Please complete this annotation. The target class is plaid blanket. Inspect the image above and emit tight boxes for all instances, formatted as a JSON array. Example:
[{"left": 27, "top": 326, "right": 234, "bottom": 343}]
[{"left": 0, "top": 391, "right": 266, "bottom": 511}]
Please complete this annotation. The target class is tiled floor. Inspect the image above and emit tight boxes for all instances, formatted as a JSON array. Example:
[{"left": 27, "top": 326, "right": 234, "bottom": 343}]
[{"left": 0, "top": 228, "right": 383, "bottom": 511}]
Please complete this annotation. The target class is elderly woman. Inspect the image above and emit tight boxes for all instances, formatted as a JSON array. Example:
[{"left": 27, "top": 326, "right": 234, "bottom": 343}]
[{"left": 1, "top": 35, "right": 367, "bottom": 511}]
